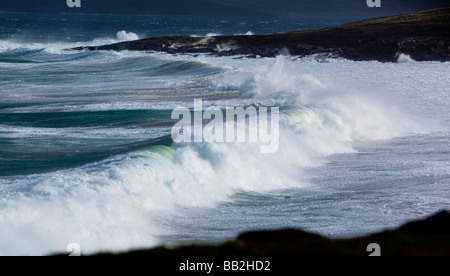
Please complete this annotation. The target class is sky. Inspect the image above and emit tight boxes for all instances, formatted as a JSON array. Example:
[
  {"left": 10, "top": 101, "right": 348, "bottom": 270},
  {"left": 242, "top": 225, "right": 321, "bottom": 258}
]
[{"left": 0, "top": 0, "right": 449, "bottom": 17}]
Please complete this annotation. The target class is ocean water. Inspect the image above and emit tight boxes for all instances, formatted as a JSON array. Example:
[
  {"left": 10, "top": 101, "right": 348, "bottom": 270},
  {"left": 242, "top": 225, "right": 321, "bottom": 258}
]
[{"left": 0, "top": 13, "right": 449, "bottom": 256}]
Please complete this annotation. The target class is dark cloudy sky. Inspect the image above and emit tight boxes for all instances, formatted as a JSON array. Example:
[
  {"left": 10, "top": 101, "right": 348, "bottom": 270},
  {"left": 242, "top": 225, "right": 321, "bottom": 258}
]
[{"left": 1, "top": 0, "right": 449, "bottom": 17}]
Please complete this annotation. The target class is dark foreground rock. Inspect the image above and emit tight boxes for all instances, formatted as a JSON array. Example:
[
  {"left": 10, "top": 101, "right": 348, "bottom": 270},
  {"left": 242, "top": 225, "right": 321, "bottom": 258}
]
[
  {"left": 88, "top": 210, "right": 450, "bottom": 256},
  {"left": 74, "top": 7, "right": 450, "bottom": 62}
]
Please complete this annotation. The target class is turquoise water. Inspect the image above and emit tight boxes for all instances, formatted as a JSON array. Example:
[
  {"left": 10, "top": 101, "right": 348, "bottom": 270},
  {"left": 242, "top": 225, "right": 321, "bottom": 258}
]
[{"left": 0, "top": 12, "right": 449, "bottom": 255}]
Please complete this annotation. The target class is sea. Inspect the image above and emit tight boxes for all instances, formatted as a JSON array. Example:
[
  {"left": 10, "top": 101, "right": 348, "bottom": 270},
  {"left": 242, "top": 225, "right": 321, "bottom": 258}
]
[{"left": 0, "top": 12, "right": 448, "bottom": 256}]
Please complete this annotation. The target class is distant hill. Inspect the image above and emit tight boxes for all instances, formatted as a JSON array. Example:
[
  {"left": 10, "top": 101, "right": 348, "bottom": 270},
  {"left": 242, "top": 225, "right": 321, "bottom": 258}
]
[{"left": 1, "top": 0, "right": 449, "bottom": 18}]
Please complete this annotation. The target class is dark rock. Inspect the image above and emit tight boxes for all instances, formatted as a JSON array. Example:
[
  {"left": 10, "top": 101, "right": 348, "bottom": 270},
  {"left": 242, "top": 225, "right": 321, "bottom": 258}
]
[
  {"left": 399, "top": 210, "right": 450, "bottom": 234},
  {"left": 237, "top": 228, "right": 324, "bottom": 243},
  {"left": 73, "top": 7, "right": 450, "bottom": 62},
  {"left": 80, "top": 210, "right": 450, "bottom": 256}
]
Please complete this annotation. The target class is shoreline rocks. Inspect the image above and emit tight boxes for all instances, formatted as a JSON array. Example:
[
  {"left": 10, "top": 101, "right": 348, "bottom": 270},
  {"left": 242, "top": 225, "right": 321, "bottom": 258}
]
[{"left": 74, "top": 7, "right": 450, "bottom": 62}]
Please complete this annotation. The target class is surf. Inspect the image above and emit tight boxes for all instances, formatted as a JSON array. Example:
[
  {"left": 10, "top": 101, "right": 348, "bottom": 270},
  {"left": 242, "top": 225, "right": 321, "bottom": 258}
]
[
  {"left": 0, "top": 10, "right": 447, "bottom": 255},
  {"left": 0, "top": 52, "right": 432, "bottom": 255}
]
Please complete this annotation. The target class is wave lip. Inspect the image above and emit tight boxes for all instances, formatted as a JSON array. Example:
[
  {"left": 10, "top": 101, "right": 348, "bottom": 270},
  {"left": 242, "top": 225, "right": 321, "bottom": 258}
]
[
  {"left": 0, "top": 50, "right": 441, "bottom": 256},
  {"left": 0, "top": 30, "right": 140, "bottom": 56},
  {"left": 396, "top": 53, "right": 415, "bottom": 63}
]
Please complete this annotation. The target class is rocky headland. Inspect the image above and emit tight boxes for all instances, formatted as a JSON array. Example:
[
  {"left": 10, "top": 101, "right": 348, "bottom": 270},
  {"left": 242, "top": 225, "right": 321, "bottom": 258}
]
[{"left": 74, "top": 7, "right": 450, "bottom": 62}]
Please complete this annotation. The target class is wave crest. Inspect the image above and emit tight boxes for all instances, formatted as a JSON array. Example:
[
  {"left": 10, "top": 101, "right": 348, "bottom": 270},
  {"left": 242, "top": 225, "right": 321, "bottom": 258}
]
[{"left": 0, "top": 30, "right": 139, "bottom": 54}]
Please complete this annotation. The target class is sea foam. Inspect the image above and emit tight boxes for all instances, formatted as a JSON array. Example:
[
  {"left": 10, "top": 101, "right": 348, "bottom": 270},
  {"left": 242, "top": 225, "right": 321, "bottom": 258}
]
[
  {"left": 0, "top": 30, "right": 139, "bottom": 54},
  {"left": 0, "top": 55, "right": 427, "bottom": 256}
]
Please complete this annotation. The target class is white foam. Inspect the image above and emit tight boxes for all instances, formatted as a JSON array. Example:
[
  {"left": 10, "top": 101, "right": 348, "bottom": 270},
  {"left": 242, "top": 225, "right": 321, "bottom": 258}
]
[
  {"left": 234, "top": 31, "right": 254, "bottom": 36},
  {"left": 0, "top": 30, "right": 140, "bottom": 54},
  {"left": 211, "top": 56, "right": 424, "bottom": 140},
  {"left": 205, "top": 33, "right": 222, "bottom": 37},
  {"left": 396, "top": 53, "right": 415, "bottom": 63},
  {"left": 115, "top": 30, "right": 139, "bottom": 42},
  {"left": 0, "top": 136, "right": 307, "bottom": 255},
  {"left": 0, "top": 54, "right": 448, "bottom": 256}
]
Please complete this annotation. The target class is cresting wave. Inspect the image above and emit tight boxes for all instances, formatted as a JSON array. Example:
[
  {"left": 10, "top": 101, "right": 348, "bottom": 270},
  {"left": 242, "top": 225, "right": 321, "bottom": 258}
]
[
  {"left": 0, "top": 40, "right": 426, "bottom": 255},
  {"left": 1, "top": 59, "right": 423, "bottom": 256},
  {"left": 0, "top": 30, "right": 139, "bottom": 56}
]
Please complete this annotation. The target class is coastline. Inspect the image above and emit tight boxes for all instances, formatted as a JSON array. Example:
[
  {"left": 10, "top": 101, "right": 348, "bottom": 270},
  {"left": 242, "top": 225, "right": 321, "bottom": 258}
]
[{"left": 74, "top": 7, "right": 450, "bottom": 62}]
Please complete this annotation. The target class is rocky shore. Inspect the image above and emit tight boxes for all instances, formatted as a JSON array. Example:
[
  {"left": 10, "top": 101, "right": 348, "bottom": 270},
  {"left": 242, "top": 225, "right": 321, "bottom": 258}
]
[
  {"left": 74, "top": 7, "right": 450, "bottom": 62},
  {"left": 87, "top": 210, "right": 450, "bottom": 256}
]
